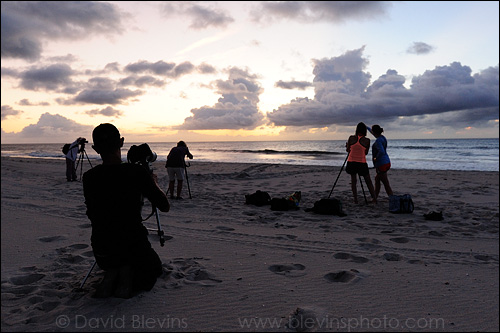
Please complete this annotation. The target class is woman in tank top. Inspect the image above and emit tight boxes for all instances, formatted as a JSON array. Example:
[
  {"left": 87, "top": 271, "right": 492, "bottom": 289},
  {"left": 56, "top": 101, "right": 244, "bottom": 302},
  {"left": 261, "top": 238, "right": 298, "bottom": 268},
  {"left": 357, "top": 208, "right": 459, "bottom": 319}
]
[{"left": 345, "top": 122, "right": 376, "bottom": 204}]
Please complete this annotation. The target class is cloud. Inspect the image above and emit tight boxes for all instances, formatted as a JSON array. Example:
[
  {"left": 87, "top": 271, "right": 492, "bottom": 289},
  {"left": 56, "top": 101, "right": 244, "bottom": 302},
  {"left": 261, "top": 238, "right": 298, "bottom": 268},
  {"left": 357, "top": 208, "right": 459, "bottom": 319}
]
[
  {"left": 407, "top": 42, "right": 435, "bottom": 55},
  {"left": 18, "top": 99, "right": 50, "bottom": 106},
  {"left": 124, "top": 60, "right": 200, "bottom": 78},
  {"left": 1, "top": 1, "right": 125, "bottom": 61},
  {"left": 19, "top": 63, "right": 76, "bottom": 92},
  {"left": 175, "top": 67, "right": 265, "bottom": 130},
  {"left": 85, "top": 106, "right": 123, "bottom": 118},
  {"left": 275, "top": 80, "right": 313, "bottom": 90},
  {"left": 1, "top": 105, "right": 23, "bottom": 120},
  {"left": 161, "top": 2, "right": 234, "bottom": 29},
  {"left": 69, "top": 88, "right": 144, "bottom": 105},
  {"left": 251, "top": 1, "right": 390, "bottom": 23},
  {"left": 118, "top": 75, "right": 166, "bottom": 88},
  {"left": 7, "top": 112, "right": 93, "bottom": 140},
  {"left": 267, "top": 47, "right": 499, "bottom": 131}
]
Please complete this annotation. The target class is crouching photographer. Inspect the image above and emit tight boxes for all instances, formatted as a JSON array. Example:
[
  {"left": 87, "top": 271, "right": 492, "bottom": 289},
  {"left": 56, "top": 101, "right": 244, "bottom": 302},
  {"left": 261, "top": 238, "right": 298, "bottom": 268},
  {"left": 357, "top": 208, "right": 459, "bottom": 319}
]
[{"left": 82, "top": 123, "right": 170, "bottom": 299}]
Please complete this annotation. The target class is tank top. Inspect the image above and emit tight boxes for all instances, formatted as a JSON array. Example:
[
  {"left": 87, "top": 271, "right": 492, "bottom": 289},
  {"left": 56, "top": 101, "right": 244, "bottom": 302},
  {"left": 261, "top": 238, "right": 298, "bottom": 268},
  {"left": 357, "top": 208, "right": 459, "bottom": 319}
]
[{"left": 347, "top": 135, "right": 368, "bottom": 163}]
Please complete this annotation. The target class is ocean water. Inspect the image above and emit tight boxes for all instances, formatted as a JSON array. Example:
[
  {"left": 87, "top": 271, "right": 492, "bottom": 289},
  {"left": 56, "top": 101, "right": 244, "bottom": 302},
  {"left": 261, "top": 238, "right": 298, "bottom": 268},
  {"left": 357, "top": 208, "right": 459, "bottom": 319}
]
[{"left": 1, "top": 138, "right": 498, "bottom": 172}]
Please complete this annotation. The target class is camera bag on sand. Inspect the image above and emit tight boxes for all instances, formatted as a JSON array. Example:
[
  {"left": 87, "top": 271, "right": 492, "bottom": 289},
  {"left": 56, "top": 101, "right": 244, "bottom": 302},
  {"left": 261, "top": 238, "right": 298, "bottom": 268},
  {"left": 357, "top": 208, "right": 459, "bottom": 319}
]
[
  {"left": 305, "top": 198, "right": 346, "bottom": 217},
  {"left": 389, "top": 194, "right": 414, "bottom": 214},
  {"left": 245, "top": 190, "right": 271, "bottom": 206},
  {"left": 62, "top": 143, "right": 71, "bottom": 155},
  {"left": 270, "top": 191, "right": 301, "bottom": 211}
]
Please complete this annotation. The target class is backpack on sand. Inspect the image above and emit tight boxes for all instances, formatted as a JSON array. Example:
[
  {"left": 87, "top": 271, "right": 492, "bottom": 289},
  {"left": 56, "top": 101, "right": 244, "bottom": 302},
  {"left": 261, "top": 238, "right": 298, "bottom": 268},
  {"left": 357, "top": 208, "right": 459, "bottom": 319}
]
[
  {"left": 305, "top": 198, "right": 346, "bottom": 217},
  {"left": 389, "top": 194, "right": 414, "bottom": 214},
  {"left": 270, "top": 191, "right": 301, "bottom": 211},
  {"left": 245, "top": 190, "right": 272, "bottom": 206}
]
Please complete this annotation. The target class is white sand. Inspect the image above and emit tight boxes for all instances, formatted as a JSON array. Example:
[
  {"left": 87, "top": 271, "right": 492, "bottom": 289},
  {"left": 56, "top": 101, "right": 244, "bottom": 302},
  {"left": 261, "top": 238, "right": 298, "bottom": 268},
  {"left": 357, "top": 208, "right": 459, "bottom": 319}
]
[{"left": 1, "top": 156, "right": 498, "bottom": 332}]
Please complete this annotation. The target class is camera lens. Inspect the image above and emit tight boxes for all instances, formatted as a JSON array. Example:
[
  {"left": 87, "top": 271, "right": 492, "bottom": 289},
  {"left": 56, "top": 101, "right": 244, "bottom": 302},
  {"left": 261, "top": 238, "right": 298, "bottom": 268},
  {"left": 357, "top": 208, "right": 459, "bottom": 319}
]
[{"left": 147, "top": 152, "right": 157, "bottom": 163}]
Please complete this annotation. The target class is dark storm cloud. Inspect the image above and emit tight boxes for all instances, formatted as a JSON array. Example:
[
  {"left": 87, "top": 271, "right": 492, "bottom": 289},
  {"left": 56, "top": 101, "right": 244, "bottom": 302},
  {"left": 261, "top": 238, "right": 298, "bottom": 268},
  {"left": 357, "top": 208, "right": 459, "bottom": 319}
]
[
  {"left": 175, "top": 67, "right": 265, "bottom": 130},
  {"left": 161, "top": 2, "right": 234, "bottom": 29},
  {"left": 1, "top": 1, "right": 125, "bottom": 61},
  {"left": 251, "top": 1, "right": 390, "bottom": 23},
  {"left": 85, "top": 106, "right": 123, "bottom": 118},
  {"left": 275, "top": 80, "right": 313, "bottom": 90},
  {"left": 13, "top": 112, "right": 93, "bottom": 139},
  {"left": 1, "top": 105, "right": 23, "bottom": 120},
  {"left": 407, "top": 42, "right": 435, "bottom": 55},
  {"left": 267, "top": 47, "right": 499, "bottom": 130}
]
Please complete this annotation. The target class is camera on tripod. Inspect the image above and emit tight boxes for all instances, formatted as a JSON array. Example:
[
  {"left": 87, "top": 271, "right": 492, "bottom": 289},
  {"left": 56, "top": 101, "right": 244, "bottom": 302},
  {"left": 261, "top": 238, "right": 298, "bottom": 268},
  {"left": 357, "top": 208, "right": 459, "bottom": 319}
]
[
  {"left": 77, "top": 137, "right": 88, "bottom": 150},
  {"left": 127, "top": 143, "right": 157, "bottom": 172}
]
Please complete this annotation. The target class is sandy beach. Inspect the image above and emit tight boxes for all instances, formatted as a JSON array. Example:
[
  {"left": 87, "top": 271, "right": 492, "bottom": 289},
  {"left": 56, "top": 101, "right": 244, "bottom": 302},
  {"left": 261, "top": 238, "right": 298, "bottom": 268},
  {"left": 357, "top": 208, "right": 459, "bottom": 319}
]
[{"left": 1, "top": 156, "right": 498, "bottom": 332}]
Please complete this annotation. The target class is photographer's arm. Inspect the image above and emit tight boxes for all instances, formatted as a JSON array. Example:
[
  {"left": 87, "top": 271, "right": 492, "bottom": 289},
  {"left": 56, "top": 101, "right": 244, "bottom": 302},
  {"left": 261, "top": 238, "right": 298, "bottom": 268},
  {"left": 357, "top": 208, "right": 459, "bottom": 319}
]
[
  {"left": 186, "top": 148, "right": 193, "bottom": 159},
  {"left": 149, "top": 173, "right": 170, "bottom": 212}
]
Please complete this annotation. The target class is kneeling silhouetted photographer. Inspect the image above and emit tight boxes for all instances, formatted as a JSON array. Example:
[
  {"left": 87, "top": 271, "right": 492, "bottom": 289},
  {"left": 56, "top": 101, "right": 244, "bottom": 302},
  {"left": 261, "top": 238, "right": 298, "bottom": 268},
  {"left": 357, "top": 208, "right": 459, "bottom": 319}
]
[{"left": 82, "top": 123, "right": 170, "bottom": 298}]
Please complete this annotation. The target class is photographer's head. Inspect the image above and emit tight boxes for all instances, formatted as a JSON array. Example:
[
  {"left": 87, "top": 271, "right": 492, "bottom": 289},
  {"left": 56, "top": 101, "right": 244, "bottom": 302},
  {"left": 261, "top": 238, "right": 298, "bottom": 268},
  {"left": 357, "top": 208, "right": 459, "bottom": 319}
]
[
  {"left": 177, "top": 141, "right": 187, "bottom": 148},
  {"left": 92, "top": 124, "right": 124, "bottom": 160}
]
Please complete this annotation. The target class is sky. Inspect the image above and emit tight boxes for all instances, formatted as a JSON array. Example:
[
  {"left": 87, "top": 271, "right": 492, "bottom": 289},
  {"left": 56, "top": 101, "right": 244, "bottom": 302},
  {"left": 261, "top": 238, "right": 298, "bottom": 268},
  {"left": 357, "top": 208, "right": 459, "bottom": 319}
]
[{"left": 1, "top": 1, "right": 499, "bottom": 144}]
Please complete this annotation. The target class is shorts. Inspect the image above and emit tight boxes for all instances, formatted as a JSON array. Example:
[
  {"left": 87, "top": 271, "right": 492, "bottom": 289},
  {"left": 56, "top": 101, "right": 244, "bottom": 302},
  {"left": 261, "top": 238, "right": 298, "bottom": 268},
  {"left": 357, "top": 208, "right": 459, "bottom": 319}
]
[
  {"left": 167, "top": 167, "right": 184, "bottom": 181},
  {"left": 345, "top": 162, "right": 369, "bottom": 176},
  {"left": 376, "top": 163, "right": 391, "bottom": 173}
]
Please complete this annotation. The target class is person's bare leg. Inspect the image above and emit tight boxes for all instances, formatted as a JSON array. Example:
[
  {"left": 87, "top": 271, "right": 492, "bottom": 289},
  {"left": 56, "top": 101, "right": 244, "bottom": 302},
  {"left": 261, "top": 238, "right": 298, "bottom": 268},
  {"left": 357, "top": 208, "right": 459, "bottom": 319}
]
[
  {"left": 380, "top": 172, "right": 393, "bottom": 196},
  {"left": 168, "top": 181, "right": 175, "bottom": 198},
  {"left": 350, "top": 174, "right": 358, "bottom": 204},
  {"left": 176, "top": 180, "right": 183, "bottom": 199},
  {"left": 374, "top": 173, "right": 382, "bottom": 198},
  {"left": 363, "top": 175, "right": 377, "bottom": 204}
]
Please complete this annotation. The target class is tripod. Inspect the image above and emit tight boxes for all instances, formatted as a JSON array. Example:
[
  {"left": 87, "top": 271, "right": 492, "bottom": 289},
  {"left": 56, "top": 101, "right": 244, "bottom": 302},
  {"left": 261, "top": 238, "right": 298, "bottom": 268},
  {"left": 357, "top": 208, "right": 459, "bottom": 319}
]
[
  {"left": 184, "top": 161, "right": 192, "bottom": 199},
  {"left": 75, "top": 145, "right": 93, "bottom": 181},
  {"left": 327, "top": 152, "right": 368, "bottom": 204},
  {"left": 328, "top": 153, "right": 349, "bottom": 199}
]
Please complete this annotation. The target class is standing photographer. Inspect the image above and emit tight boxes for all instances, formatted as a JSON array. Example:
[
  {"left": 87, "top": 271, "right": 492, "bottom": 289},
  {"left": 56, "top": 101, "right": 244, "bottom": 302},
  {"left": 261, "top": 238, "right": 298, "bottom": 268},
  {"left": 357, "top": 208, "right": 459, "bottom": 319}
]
[
  {"left": 165, "top": 140, "right": 193, "bottom": 199},
  {"left": 82, "top": 123, "right": 170, "bottom": 298},
  {"left": 65, "top": 137, "right": 84, "bottom": 182}
]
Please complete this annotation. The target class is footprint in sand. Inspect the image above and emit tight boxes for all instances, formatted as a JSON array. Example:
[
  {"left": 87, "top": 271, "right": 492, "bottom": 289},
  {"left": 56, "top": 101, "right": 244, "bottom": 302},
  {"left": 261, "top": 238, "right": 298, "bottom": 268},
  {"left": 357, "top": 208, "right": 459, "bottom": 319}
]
[
  {"left": 383, "top": 253, "right": 403, "bottom": 261},
  {"left": 163, "top": 258, "right": 222, "bottom": 287},
  {"left": 286, "top": 306, "right": 329, "bottom": 332},
  {"left": 389, "top": 237, "right": 410, "bottom": 244},
  {"left": 9, "top": 273, "right": 46, "bottom": 286},
  {"left": 215, "top": 226, "right": 235, "bottom": 232},
  {"left": 474, "top": 254, "right": 491, "bottom": 261},
  {"left": 268, "top": 264, "right": 306, "bottom": 277},
  {"left": 333, "top": 252, "right": 369, "bottom": 263},
  {"left": 356, "top": 237, "right": 381, "bottom": 244},
  {"left": 38, "top": 235, "right": 67, "bottom": 242},
  {"left": 324, "top": 269, "right": 369, "bottom": 283},
  {"left": 429, "top": 231, "right": 445, "bottom": 237}
]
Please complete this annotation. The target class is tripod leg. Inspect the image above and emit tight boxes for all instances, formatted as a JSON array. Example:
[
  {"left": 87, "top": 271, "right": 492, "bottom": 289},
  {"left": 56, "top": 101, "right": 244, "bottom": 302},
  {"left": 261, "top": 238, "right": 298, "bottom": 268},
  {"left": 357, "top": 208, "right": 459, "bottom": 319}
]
[
  {"left": 184, "top": 166, "right": 192, "bottom": 199},
  {"left": 328, "top": 153, "right": 349, "bottom": 199},
  {"left": 79, "top": 261, "right": 97, "bottom": 290},
  {"left": 153, "top": 206, "right": 165, "bottom": 247},
  {"left": 79, "top": 152, "right": 85, "bottom": 180},
  {"left": 359, "top": 174, "right": 368, "bottom": 204},
  {"left": 84, "top": 150, "right": 93, "bottom": 168}
]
